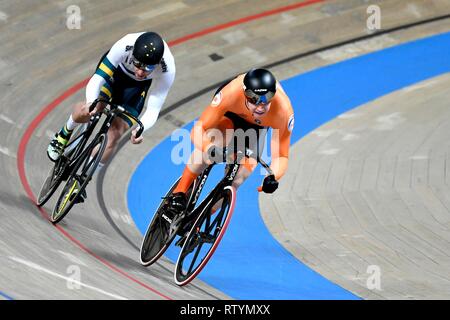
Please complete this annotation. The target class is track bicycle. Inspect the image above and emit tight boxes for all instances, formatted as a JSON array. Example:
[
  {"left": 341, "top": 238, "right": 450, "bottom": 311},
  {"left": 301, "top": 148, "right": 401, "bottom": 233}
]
[
  {"left": 140, "top": 147, "right": 273, "bottom": 286},
  {"left": 37, "top": 99, "right": 143, "bottom": 224}
]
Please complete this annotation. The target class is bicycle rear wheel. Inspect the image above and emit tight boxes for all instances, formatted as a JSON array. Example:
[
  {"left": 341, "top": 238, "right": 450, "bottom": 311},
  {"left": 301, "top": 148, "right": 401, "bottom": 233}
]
[
  {"left": 174, "top": 185, "right": 236, "bottom": 286},
  {"left": 50, "top": 133, "right": 107, "bottom": 224}
]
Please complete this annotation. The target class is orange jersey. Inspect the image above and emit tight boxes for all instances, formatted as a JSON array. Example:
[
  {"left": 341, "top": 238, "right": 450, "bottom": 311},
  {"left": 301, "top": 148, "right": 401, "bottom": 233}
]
[{"left": 192, "top": 74, "right": 295, "bottom": 179}]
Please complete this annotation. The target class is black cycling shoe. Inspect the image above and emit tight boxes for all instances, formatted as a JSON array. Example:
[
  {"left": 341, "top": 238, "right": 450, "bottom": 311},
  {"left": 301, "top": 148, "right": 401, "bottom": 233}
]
[
  {"left": 162, "top": 192, "right": 187, "bottom": 222},
  {"left": 161, "top": 192, "right": 187, "bottom": 238}
]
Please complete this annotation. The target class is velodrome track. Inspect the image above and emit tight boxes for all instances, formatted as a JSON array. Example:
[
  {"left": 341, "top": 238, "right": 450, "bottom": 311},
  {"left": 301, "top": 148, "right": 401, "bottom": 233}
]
[{"left": 1, "top": 0, "right": 450, "bottom": 300}]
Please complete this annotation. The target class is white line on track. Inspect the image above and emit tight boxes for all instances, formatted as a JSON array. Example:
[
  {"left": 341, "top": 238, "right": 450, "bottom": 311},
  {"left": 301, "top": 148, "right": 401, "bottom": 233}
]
[
  {"left": 317, "top": 148, "right": 340, "bottom": 155},
  {"left": 337, "top": 112, "right": 362, "bottom": 119},
  {"left": 410, "top": 155, "right": 428, "bottom": 160},
  {"left": 0, "top": 11, "right": 8, "bottom": 22},
  {"left": 0, "top": 114, "right": 15, "bottom": 125},
  {"left": 313, "top": 130, "right": 334, "bottom": 138},
  {"left": 57, "top": 251, "right": 88, "bottom": 267},
  {"left": 0, "top": 146, "right": 15, "bottom": 158},
  {"left": 373, "top": 112, "right": 405, "bottom": 131},
  {"left": 10, "top": 256, "right": 128, "bottom": 300},
  {"left": 342, "top": 133, "right": 359, "bottom": 141},
  {"left": 403, "top": 79, "right": 439, "bottom": 92}
]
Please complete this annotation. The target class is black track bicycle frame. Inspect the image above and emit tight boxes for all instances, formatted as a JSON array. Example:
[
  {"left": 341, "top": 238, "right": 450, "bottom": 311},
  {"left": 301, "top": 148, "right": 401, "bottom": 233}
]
[
  {"left": 62, "top": 99, "right": 143, "bottom": 170},
  {"left": 182, "top": 149, "right": 272, "bottom": 226}
]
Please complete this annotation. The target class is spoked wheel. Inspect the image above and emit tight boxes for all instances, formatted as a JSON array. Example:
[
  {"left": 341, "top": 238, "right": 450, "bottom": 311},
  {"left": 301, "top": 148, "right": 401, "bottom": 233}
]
[
  {"left": 139, "top": 177, "right": 198, "bottom": 266},
  {"left": 37, "top": 124, "right": 88, "bottom": 207},
  {"left": 174, "top": 185, "right": 236, "bottom": 286},
  {"left": 36, "top": 157, "right": 69, "bottom": 207},
  {"left": 50, "top": 133, "right": 107, "bottom": 224}
]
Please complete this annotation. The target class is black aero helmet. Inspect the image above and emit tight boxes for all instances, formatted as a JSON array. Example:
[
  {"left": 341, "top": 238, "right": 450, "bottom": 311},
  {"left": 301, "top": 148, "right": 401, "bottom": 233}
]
[
  {"left": 243, "top": 68, "right": 276, "bottom": 105},
  {"left": 132, "top": 32, "right": 164, "bottom": 67}
]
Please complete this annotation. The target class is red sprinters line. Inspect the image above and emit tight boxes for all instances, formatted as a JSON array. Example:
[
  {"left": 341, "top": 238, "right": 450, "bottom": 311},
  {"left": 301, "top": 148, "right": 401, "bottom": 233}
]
[
  {"left": 16, "top": 0, "right": 325, "bottom": 299},
  {"left": 16, "top": 79, "right": 172, "bottom": 300},
  {"left": 17, "top": 79, "right": 89, "bottom": 204}
]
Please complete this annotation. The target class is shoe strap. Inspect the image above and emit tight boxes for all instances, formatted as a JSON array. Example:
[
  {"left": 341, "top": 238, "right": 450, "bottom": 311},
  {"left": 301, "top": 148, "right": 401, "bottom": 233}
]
[{"left": 56, "top": 135, "right": 69, "bottom": 146}]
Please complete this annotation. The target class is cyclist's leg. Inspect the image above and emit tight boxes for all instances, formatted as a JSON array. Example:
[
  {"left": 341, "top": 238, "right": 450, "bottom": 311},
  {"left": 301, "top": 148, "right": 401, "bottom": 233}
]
[
  {"left": 210, "top": 127, "right": 267, "bottom": 213},
  {"left": 173, "top": 116, "right": 234, "bottom": 194},
  {"left": 48, "top": 51, "right": 112, "bottom": 162},
  {"left": 47, "top": 101, "right": 106, "bottom": 161},
  {"left": 100, "top": 117, "right": 129, "bottom": 164},
  {"left": 234, "top": 126, "right": 267, "bottom": 188},
  {"left": 208, "top": 157, "right": 257, "bottom": 214},
  {"left": 56, "top": 51, "right": 111, "bottom": 140}
]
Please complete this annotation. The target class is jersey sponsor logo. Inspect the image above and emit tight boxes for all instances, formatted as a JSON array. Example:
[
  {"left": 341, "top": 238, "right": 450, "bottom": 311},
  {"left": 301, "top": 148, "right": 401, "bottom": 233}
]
[
  {"left": 288, "top": 114, "right": 295, "bottom": 132},
  {"left": 160, "top": 57, "right": 168, "bottom": 73},
  {"left": 125, "top": 45, "right": 133, "bottom": 52},
  {"left": 211, "top": 92, "right": 222, "bottom": 107}
]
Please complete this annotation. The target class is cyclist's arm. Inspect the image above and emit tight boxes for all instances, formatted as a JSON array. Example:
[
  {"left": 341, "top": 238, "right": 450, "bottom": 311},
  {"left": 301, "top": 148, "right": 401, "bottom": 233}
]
[
  {"left": 86, "top": 36, "right": 128, "bottom": 103},
  {"left": 140, "top": 70, "right": 175, "bottom": 132},
  {"left": 86, "top": 74, "right": 107, "bottom": 104},
  {"left": 190, "top": 91, "right": 228, "bottom": 152},
  {"left": 270, "top": 113, "right": 294, "bottom": 180},
  {"left": 139, "top": 41, "right": 176, "bottom": 132}
]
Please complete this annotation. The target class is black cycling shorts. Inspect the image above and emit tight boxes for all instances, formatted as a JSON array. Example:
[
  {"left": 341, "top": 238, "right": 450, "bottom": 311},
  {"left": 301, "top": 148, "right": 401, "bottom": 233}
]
[{"left": 95, "top": 51, "right": 152, "bottom": 127}]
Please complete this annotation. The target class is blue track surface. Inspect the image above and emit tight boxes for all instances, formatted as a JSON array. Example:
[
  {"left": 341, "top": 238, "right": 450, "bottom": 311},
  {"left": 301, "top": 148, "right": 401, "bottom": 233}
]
[{"left": 128, "top": 31, "right": 450, "bottom": 299}]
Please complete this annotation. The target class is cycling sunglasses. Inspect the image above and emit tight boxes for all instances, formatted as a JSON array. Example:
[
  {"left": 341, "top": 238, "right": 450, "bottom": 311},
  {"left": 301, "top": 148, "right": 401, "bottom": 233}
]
[
  {"left": 131, "top": 56, "right": 157, "bottom": 72},
  {"left": 244, "top": 88, "right": 275, "bottom": 105}
]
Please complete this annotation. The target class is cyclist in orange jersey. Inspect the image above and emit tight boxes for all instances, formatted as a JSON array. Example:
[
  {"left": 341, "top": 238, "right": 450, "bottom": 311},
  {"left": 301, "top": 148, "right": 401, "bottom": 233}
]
[{"left": 165, "top": 68, "right": 295, "bottom": 216}]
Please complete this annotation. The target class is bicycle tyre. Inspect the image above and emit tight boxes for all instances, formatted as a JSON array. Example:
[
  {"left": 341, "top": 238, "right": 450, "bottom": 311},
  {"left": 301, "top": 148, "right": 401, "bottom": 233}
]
[
  {"left": 139, "top": 174, "right": 201, "bottom": 266},
  {"left": 36, "top": 157, "right": 68, "bottom": 207},
  {"left": 139, "top": 178, "right": 183, "bottom": 266},
  {"left": 37, "top": 124, "right": 89, "bottom": 207},
  {"left": 174, "top": 185, "right": 236, "bottom": 286},
  {"left": 50, "top": 133, "right": 107, "bottom": 224}
]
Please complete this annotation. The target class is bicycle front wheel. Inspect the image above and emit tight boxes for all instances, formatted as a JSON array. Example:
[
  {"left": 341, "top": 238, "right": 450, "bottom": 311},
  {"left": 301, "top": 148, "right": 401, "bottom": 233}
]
[
  {"left": 140, "top": 178, "right": 181, "bottom": 266},
  {"left": 174, "top": 185, "right": 236, "bottom": 286},
  {"left": 50, "top": 133, "right": 107, "bottom": 224},
  {"left": 36, "top": 157, "right": 69, "bottom": 207}
]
